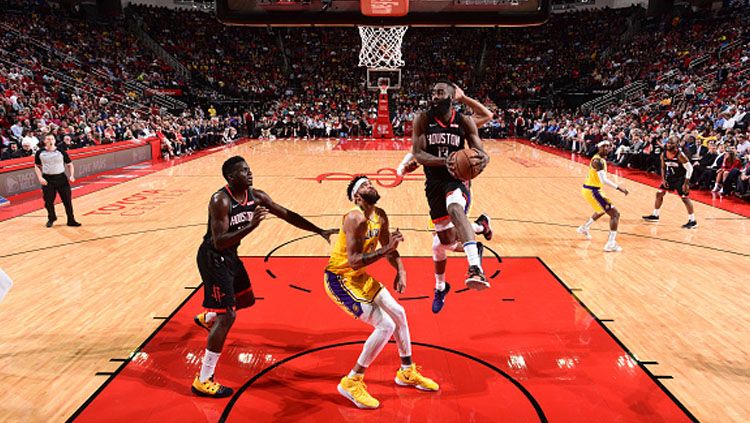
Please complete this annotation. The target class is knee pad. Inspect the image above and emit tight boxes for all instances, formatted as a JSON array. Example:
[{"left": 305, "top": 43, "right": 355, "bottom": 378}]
[
  {"left": 445, "top": 188, "right": 467, "bottom": 211},
  {"left": 432, "top": 235, "right": 447, "bottom": 261}
]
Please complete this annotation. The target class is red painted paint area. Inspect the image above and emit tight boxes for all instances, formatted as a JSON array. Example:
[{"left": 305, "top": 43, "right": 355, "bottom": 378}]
[
  {"left": 72, "top": 257, "right": 692, "bottom": 422},
  {"left": 512, "top": 138, "right": 750, "bottom": 218}
]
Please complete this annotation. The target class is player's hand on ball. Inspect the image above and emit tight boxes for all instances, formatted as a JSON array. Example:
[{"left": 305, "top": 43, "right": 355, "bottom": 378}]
[
  {"left": 394, "top": 271, "right": 407, "bottom": 294},
  {"left": 320, "top": 228, "right": 338, "bottom": 243},
  {"left": 470, "top": 148, "right": 489, "bottom": 172},
  {"left": 446, "top": 152, "right": 458, "bottom": 178}
]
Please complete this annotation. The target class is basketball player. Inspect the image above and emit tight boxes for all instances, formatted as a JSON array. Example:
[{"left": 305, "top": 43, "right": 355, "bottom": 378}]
[
  {"left": 326, "top": 175, "right": 438, "bottom": 409},
  {"left": 397, "top": 85, "right": 493, "bottom": 312},
  {"left": 642, "top": 136, "right": 697, "bottom": 228},
  {"left": 577, "top": 140, "right": 629, "bottom": 252},
  {"left": 412, "top": 80, "right": 490, "bottom": 293},
  {"left": 191, "top": 156, "right": 335, "bottom": 398}
]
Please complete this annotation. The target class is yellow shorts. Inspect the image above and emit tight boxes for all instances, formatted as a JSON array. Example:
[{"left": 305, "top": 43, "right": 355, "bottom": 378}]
[
  {"left": 581, "top": 186, "right": 612, "bottom": 213},
  {"left": 324, "top": 270, "right": 383, "bottom": 319}
]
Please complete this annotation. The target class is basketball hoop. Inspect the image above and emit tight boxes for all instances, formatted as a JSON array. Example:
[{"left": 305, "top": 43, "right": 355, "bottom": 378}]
[{"left": 357, "top": 26, "right": 408, "bottom": 69}]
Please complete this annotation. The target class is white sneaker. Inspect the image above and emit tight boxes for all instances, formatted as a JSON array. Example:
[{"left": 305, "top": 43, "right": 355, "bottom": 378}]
[
  {"left": 603, "top": 242, "right": 622, "bottom": 252},
  {"left": 576, "top": 225, "right": 592, "bottom": 240}
]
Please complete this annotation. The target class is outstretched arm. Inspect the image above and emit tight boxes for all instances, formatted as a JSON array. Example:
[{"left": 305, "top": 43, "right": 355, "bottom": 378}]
[
  {"left": 593, "top": 158, "right": 628, "bottom": 195},
  {"left": 412, "top": 113, "right": 447, "bottom": 167},
  {"left": 254, "top": 189, "right": 336, "bottom": 242}
]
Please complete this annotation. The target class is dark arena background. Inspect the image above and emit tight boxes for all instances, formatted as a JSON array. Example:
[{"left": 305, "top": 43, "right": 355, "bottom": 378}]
[{"left": 0, "top": 0, "right": 748, "bottom": 421}]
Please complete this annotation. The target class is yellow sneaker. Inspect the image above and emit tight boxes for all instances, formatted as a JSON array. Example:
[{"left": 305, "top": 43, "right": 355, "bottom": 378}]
[
  {"left": 194, "top": 311, "right": 213, "bottom": 331},
  {"left": 395, "top": 364, "right": 439, "bottom": 391},
  {"left": 337, "top": 375, "right": 380, "bottom": 409},
  {"left": 191, "top": 374, "right": 233, "bottom": 398}
]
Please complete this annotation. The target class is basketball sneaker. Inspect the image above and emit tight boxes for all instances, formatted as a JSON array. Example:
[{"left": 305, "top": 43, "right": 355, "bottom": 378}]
[
  {"left": 642, "top": 214, "right": 660, "bottom": 222},
  {"left": 475, "top": 214, "right": 493, "bottom": 241},
  {"left": 337, "top": 375, "right": 379, "bottom": 409},
  {"left": 191, "top": 374, "right": 233, "bottom": 398},
  {"left": 465, "top": 265, "right": 490, "bottom": 290},
  {"left": 603, "top": 242, "right": 622, "bottom": 252},
  {"left": 576, "top": 225, "right": 592, "bottom": 240},
  {"left": 395, "top": 364, "right": 439, "bottom": 391},
  {"left": 682, "top": 220, "right": 698, "bottom": 229},
  {"left": 194, "top": 312, "right": 213, "bottom": 331},
  {"left": 432, "top": 282, "right": 451, "bottom": 314}
]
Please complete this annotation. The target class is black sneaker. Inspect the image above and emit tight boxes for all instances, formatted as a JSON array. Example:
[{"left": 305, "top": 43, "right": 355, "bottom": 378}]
[
  {"left": 465, "top": 266, "right": 490, "bottom": 291},
  {"left": 642, "top": 214, "right": 660, "bottom": 222},
  {"left": 475, "top": 214, "right": 493, "bottom": 241},
  {"left": 682, "top": 220, "right": 698, "bottom": 229},
  {"left": 46, "top": 219, "right": 56, "bottom": 228},
  {"left": 67, "top": 221, "right": 82, "bottom": 227},
  {"left": 432, "top": 282, "right": 451, "bottom": 314}
]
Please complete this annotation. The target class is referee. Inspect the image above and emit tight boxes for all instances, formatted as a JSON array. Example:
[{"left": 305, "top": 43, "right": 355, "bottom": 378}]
[{"left": 34, "top": 134, "right": 81, "bottom": 228}]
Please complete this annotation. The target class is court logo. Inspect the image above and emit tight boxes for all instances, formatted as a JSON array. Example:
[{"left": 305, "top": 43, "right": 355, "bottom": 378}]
[{"left": 302, "top": 167, "right": 422, "bottom": 188}]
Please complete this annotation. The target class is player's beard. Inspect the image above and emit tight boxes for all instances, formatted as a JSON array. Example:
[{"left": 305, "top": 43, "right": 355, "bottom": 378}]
[
  {"left": 360, "top": 191, "right": 381, "bottom": 205},
  {"left": 429, "top": 98, "right": 452, "bottom": 118}
]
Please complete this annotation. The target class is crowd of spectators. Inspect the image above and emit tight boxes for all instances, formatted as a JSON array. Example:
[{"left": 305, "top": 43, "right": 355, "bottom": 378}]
[{"left": 3, "top": 0, "right": 750, "bottom": 207}]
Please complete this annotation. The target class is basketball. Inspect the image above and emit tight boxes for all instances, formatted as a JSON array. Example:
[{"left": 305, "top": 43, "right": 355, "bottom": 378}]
[{"left": 451, "top": 149, "right": 484, "bottom": 181}]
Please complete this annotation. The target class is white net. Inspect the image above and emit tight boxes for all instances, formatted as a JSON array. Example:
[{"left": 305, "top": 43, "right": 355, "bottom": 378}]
[{"left": 357, "top": 26, "right": 408, "bottom": 69}]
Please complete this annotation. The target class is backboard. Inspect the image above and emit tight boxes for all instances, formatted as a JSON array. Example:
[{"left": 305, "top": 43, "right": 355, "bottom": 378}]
[{"left": 216, "top": 0, "right": 550, "bottom": 26}]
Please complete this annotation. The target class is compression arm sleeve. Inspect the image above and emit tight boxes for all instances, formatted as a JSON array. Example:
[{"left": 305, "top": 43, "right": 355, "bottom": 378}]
[
  {"left": 682, "top": 161, "right": 693, "bottom": 179},
  {"left": 597, "top": 170, "right": 619, "bottom": 189}
]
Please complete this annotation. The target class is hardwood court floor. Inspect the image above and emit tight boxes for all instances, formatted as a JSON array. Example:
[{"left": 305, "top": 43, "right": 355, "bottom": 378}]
[{"left": 0, "top": 139, "right": 747, "bottom": 422}]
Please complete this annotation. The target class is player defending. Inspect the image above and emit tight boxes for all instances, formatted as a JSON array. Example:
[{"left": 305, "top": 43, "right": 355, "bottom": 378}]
[
  {"left": 397, "top": 85, "right": 493, "bottom": 312},
  {"left": 577, "top": 141, "right": 629, "bottom": 252},
  {"left": 412, "top": 80, "right": 490, "bottom": 291},
  {"left": 326, "top": 176, "right": 438, "bottom": 409},
  {"left": 191, "top": 156, "right": 335, "bottom": 398},
  {"left": 642, "top": 136, "right": 697, "bottom": 228}
]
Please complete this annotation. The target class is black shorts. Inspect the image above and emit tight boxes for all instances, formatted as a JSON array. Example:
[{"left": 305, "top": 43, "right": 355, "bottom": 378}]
[
  {"left": 660, "top": 178, "right": 689, "bottom": 197},
  {"left": 197, "top": 242, "right": 254, "bottom": 311},
  {"left": 425, "top": 178, "right": 471, "bottom": 223}
]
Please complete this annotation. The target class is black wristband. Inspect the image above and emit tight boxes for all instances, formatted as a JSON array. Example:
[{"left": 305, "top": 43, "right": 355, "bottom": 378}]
[{"left": 362, "top": 249, "right": 382, "bottom": 265}]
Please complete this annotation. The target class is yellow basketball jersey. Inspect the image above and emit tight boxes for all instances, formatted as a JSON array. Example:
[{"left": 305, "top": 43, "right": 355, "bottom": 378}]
[
  {"left": 326, "top": 206, "right": 382, "bottom": 278},
  {"left": 584, "top": 154, "right": 606, "bottom": 188}
]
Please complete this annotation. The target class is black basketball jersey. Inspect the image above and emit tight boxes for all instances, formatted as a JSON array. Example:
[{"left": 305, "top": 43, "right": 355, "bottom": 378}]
[
  {"left": 423, "top": 109, "right": 466, "bottom": 181},
  {"left": 203, "top": 186, "right": 258, "bottom": 252},
  {"left": 663, "top": 151, "right": 686, "bottom": 180}
]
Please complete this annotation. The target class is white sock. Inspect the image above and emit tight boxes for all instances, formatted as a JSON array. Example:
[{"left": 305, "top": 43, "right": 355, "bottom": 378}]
[
  {"left": 199, "top": 349, "right": 221, "bottom": 382},
  {"left": 435, "top": 273, "right": 446, "bottom": 291},
  {"left": 608, "top": 231, "right": 617, "bottom": 244},
  {"left": 205, "top": 312, "right": 217, "bottom": 323},
  {"left": 348, "top": 369, "right": 364, "bottom": 378},
  {"left": 401, "top": 362, "right": 412, "bottom": 370},
  {"left": 653, "top": 209, "right": 660, "bottom": 217},
  {"left": 463, "top": 241, "right": 482, "bottom": 269},
  {"left": 583, "top": 217, "right": 595, "bottom": 229},
  {"left": 688, "top": 214, "right": 695, "bottom": 222},
  {"left": 472, "top": 222, "right": 483, "bottom": 234}
]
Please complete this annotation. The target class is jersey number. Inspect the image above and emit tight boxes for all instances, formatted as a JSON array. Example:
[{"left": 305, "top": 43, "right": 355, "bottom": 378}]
[{"left": 437, "top": 147, "right": 450, "bottom": 158}]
